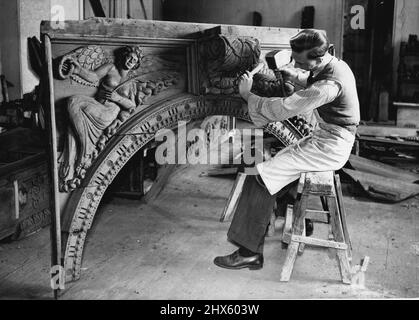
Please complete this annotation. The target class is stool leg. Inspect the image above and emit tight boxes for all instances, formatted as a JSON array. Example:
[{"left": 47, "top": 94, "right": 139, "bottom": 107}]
[
  {"left": 280, "top": 242, "right": 299, "bottom": 282},
  {"left": 282, "top": 205, "right": 293, "bottom": 244},
  {"left": 320, "top": 196, "right": 330, "bottom": 223},
  {"left": 298, "top": 220, "right": 306, "bottom": 255},
  {"left": 334, "top": 174, "right": 352, "bottom": 251},
  {"left": 280, "top": 194, "right": 308, "bottom": 282},
  {"left": 326, "top": 195, "right": 352, "bottom": 284}
]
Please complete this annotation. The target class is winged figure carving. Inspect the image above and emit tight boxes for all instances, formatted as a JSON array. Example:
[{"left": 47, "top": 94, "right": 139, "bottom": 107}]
[{"left": 56, "top": 45, "right": 181, "bottom": 192}]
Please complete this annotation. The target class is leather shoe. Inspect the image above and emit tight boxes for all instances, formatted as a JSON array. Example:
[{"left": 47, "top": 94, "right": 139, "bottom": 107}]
[{"left": 213, "top": 250, "right": 263, "bottom": 270}]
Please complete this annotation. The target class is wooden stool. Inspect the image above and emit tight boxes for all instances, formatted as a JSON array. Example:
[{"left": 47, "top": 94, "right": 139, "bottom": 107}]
[{"left": 280, "top": 171, "right": 353, "bottom": 284}]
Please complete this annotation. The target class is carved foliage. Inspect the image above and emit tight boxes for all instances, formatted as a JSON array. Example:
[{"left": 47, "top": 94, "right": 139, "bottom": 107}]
[
  {"left": 198, "top": 35, "right": 294, "bottom": 100},
  {"left": 199, "top": 35, "right": 261, "bottom": 95},
  {"left": 57, "top": 45, "right": 114, "bottom": 86}
]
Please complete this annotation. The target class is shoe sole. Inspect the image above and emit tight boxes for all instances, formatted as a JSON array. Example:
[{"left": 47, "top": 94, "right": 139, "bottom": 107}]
[{"left": 213, "top": 260, "right": 263, "bottom": 271}]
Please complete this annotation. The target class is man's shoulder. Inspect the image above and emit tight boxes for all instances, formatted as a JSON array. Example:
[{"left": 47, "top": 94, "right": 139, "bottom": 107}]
[{"left": 331, "top": 58, "right": 354, "bottom": 74}]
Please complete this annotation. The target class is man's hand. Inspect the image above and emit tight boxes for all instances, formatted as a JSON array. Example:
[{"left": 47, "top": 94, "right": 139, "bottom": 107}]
[
  {"left": 238, "top": 71, "right": 253, "bottom": 101},
  {"left": 278, "top": 63, "right": 299, "bottom": 82}
]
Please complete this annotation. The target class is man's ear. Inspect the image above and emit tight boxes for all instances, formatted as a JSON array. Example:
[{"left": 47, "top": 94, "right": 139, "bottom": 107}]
[{"left": 328, "top": 44, "right": 335, "bottom": 56}]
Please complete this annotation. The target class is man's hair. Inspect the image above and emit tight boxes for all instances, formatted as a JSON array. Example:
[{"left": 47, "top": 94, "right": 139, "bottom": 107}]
[{"left": 290, "top": 29, "right": 330, "bottom": 59}]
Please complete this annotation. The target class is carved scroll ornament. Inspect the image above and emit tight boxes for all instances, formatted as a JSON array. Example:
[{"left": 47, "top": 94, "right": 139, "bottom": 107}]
[{"left": 199, "top": 35, "right": 293, "bottom": 98}]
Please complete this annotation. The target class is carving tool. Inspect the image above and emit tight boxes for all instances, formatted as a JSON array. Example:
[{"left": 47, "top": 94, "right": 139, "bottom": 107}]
[
  {"left": 248, "top": 62, "right": 265, "bottom": 77},
  {"left": 265, "top": 50, "right": 293, "bottom": 97}
]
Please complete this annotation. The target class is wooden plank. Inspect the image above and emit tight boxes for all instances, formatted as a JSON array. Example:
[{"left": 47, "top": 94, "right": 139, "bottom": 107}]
[
  {"left": 337, "top": 249, "right": 352, "bottom": 284},
  {"left": 291, "top": 235, "right": 348, "bottom": 250},
  {"left": 281, "top": 205, "right": 293, "bottom": 244},
  {"left": 296, "top": 173, "right": 305, "bottom": 194},
  {"left": 348, "top": 154, "right": 419, "bottom": 183},
  {"left": 44, "top": 34, "right": 62, "bottom": 299},
  {"left": 290, "top": 192, "right": 308, "bottom": 259},
  {"left": 298, "top": 221, "right": 306, "bottom": 254},
  {"left": 343, "top": 168, "right": 419, "bottom": 202},
  {"left": 305, "top": 209, "right": 329, "bottom": 223},
  {"left": 358, "top": 136, "right": 419, "bottom": 147},
  {"left": 280, "top": 241, "right": 299, "bottom": 282},
  {"left": 303, "top": 171, "right": 334, "bottom": 194},
  {"left": 41, "top": 18, "right": 301, "bottom": 44},
  {"left": 201, "top": 167, "right": 238, "bottom": 177},
  {"left": 326, "top": 195, "right": 352, "bottom": 284},
  {"left": 334, "top": 174, "right": 352, "bottom": 251},
  {"left": 393, "top": 101, "right": 419, "bottom": 108},
  {"left": 144, "top": 164, "right": 178, "bottom": 203},
  {"left": 220, "top": 172, "right": 246, "bottom": 222},
  {"left": 357, "top": 125, "right": 419, "bottom": 137}
]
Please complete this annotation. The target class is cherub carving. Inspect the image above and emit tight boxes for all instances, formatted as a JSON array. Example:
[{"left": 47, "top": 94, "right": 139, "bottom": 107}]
[{"left": 57, "top": 45, "right": 180, "bottom": 192}]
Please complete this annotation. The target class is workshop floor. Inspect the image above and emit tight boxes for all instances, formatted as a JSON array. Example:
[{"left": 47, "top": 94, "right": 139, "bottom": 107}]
[{"left": 0, "top": 165, "right": 418, "bottom": 299}]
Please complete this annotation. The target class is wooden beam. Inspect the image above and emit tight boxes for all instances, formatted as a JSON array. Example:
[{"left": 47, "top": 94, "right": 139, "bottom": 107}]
[
  {"left": 200, "top": 166, "right": 238, "bottom": 177},
  {"left": 357, "top": 124, "right": 419, "bottom": 137},
  {"left": 305, "top": 209, "right": 329, "bottom": 223},
  {"left": 44, "top": 34, "right": 62, "bottom": 299},
  {"left": 220, "top": 172, "right": 247, "bottom": 222},
  {"left": 343, "top": 168, "right": 419, "bottom": 202},
  {"left": 291, "top": 235, "right": 348, "bottom": 250},
  {"left": 144, "top": 164, "right": 178, "bottom": 203},
  {"left": 41, "top": 18, "right": 301, "bottom": 44},
  {"left": 348, "top": 154, "right": 419, "bottom": 183}
]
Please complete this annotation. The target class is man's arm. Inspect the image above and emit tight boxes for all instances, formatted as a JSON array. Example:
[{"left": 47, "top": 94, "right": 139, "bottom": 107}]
[{"left": 246, "top": 80, "right": 341, "bottom": 127}]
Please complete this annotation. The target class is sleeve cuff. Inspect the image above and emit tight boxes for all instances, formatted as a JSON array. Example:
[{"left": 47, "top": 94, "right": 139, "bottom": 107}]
[{"left": 247, "top": 93, "right": 269, "bottom": 127}]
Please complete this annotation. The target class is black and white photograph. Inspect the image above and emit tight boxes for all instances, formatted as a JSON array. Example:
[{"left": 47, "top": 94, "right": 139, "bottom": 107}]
[{"left": 0, "top": 0, "right": 418, "bottom": 305}]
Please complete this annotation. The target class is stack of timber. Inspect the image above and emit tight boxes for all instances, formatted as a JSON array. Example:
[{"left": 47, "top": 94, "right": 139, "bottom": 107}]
[
  {"left": 356, "top": 124, "right": 419, "bottom": 170},
  {"left": 343, "top": 154, "right": 419, "bottom": 202}
]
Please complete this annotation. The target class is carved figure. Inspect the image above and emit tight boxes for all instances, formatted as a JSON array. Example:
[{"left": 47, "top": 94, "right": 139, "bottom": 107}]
[
  {"left": 57, "top": 45, "right": 180, "bottom": 192},
  {"left": 58, "top": 46, "right": 143, "bottom": 192}
]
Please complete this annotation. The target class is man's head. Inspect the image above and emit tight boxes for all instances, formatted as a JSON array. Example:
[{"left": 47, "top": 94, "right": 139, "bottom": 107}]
[{"left": 290, "top": 29, "right": 330, "bottom": 71}]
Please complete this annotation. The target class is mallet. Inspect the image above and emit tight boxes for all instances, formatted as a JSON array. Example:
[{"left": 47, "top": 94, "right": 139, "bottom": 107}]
[{"left": 265, "top": 50, "right": 292, "bottom": 96}]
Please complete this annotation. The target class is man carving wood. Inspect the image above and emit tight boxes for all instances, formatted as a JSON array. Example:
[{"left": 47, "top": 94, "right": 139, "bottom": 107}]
[{"left": 214, "top": 29, "right": 360, "bottom": 270}]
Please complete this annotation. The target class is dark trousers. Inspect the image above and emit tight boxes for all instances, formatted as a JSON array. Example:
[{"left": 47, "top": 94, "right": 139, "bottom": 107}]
[{"left": 227, "top": 175, "right": 297, "bottom": 254}]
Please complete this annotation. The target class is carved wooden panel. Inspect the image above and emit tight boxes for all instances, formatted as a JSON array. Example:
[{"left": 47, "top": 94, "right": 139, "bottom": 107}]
[
  {"left": 41, "top": 18, "right": 312, "bottom": 283},
  {"left": 0, "top": 156, "right": 50, "bottom": 240}
]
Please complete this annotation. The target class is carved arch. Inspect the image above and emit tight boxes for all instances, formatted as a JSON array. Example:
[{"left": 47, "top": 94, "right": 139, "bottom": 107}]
[{"left": 62, "top": 93, "right": 306, "bottom": 282}]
